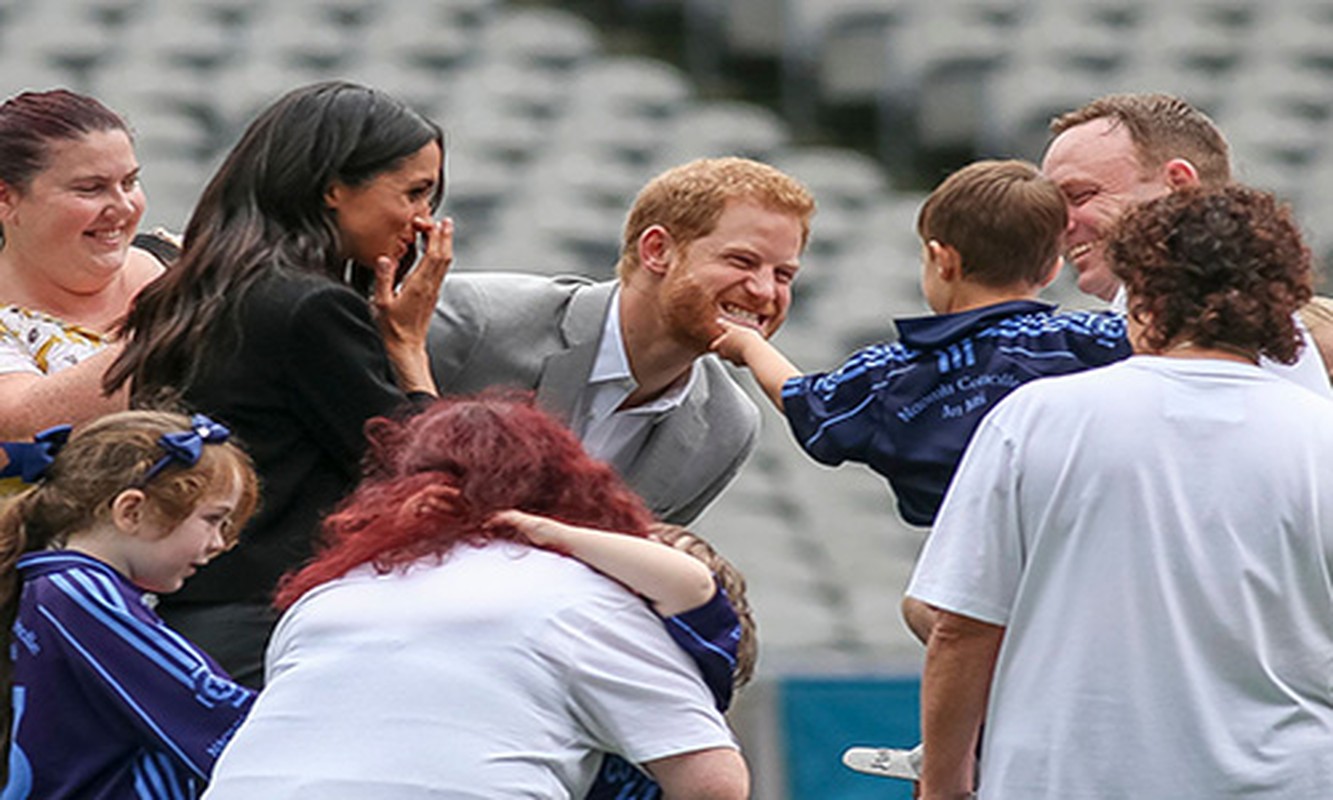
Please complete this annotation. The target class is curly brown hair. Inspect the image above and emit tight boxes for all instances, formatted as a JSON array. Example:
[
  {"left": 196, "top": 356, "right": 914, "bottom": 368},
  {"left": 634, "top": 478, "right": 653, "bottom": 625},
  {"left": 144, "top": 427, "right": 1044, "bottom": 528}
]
[{"left": 1107, "top": 184, "right": 1313, "bottom": 362}]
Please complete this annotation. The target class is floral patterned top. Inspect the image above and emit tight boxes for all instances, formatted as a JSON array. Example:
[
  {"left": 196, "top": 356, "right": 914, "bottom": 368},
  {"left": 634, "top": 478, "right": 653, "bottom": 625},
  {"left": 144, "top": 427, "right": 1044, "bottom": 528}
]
[{"left": 0, "top": 305, "right": 107, "bottom": 376}]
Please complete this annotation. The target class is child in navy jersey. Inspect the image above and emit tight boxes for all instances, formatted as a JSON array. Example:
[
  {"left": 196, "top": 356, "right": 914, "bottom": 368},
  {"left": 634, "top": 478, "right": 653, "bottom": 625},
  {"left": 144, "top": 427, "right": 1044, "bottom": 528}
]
[
  {"left": 711, "top": 159, "right": 1133, "bottom": 783},
  {"left": 712, "top": 159, "right": 1131, "bottom": 534},
  {"left": 0, "top": 410, "right": 259, "bottom": 798},
  {"left": 496, "top": 510, "right": 755, "bottom": 800}
]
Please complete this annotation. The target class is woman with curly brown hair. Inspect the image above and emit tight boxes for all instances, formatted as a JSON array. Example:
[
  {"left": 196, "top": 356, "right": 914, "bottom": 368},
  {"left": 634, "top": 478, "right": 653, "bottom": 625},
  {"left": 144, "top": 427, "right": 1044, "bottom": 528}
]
[{"left": 907, "top": 184, "right": 1333, "bottom": 800}]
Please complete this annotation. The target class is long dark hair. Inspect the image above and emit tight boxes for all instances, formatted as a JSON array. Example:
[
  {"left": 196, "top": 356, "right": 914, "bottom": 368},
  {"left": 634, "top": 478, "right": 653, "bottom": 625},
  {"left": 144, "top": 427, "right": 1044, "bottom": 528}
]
[
  {"left": 106, "top": 81, "right": 444, "bottom": 404},
  {"left": 275, "top": 393, "right": 657, "bottom": 609}
]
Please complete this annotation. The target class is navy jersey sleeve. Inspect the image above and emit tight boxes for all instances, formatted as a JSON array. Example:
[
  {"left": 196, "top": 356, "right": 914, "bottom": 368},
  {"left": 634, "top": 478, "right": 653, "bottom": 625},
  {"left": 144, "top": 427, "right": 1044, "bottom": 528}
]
[
  {"left": 31, "top": 567, "right": 255, "bottom": 779},
  {"left": 284, "top": 283, "right": 414, "bottom": 474},
  {"left": 663, "top": 585, "right": 742, "bottom": 712},
  {"left": 780, "top": 345, "right": 903, "bottom": 468}
]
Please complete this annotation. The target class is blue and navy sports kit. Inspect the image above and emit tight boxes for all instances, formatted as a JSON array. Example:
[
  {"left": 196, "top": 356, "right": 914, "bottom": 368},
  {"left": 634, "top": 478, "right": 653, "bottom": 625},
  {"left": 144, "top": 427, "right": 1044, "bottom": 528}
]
[
  {"left": 585, "top": 587, "right": 741, "bottom": 800},
  {"left": 6, "top": 552, "right": 255, "bottom": 799},
  {"left": 782, "top": 300, "right": 1131, "bottom": 526}
]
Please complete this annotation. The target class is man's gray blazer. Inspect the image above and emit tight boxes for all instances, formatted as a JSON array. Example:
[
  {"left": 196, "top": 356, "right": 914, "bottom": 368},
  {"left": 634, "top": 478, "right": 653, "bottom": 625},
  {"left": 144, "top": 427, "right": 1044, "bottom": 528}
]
[{"left": 426, "top": 272, "right": 760, "bottom": 524}]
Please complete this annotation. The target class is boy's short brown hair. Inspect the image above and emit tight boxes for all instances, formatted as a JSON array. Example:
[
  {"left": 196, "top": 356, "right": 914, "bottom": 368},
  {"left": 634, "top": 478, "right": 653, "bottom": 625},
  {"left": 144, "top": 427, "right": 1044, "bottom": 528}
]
[{"left": 916, "top": 159, "right": 1067, "bottom": 288}]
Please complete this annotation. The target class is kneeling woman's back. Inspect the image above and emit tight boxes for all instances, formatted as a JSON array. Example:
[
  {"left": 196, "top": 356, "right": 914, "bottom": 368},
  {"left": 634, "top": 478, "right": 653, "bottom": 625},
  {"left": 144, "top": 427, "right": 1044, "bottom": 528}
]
[{"left": 202, "top": 394, "right": 747, "bottom": 800}]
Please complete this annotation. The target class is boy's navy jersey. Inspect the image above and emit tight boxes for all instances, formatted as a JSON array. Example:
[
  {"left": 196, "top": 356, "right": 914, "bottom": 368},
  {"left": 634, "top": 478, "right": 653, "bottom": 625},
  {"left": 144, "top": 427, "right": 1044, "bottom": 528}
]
[
  {"left": 783, "top": 300, "right": 1130, "bottom": 526},
  {"left": 6, "top": 551, "right": 255, "bottom": 799},
  {"left": 585, "top": 587, "right": 741, "bottom": 800}
]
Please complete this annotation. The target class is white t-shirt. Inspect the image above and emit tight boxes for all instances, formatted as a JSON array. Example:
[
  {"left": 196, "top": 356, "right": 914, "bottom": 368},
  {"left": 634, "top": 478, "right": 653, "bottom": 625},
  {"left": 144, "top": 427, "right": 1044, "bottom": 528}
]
[
  {"left": 909, "top": 356, "right": 1333, "bottom": 799},
  {"left": 203, "top": 543, "right": 736, "bottom": 800}
]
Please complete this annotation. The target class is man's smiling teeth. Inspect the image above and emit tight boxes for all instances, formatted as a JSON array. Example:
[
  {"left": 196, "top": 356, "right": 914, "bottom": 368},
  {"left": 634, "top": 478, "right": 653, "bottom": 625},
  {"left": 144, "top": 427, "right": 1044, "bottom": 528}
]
[
  {"left": 721, "top": 304, "right": 761, "bottom": 326},
  {"left": 1067, "top": 242, "right": 1094, "bottom": 260}
]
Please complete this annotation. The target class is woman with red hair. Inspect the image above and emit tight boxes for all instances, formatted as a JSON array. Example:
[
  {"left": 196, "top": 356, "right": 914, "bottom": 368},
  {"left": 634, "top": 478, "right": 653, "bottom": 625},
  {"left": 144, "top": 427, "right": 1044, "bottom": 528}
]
[{"left": 203, "top": 393, "right": 748, "bottom": 800}]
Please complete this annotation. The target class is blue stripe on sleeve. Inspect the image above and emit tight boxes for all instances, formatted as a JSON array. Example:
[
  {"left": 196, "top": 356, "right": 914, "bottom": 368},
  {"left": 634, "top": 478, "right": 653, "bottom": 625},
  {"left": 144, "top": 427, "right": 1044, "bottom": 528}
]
[
  {"left": 37, "top": 606, "right": 207, "bottom": 779},
  {"left": 50, "top": 573, "right": 202, "bottom": 687},
  {"left": 666, "top": 617, "right": 737, "bottom": 668},
  {"left": 993, "top": 345, "right": 1080, "bottom": 361},
  {"left": 71, "top": 567, "right": 128, "bottom": 613}
]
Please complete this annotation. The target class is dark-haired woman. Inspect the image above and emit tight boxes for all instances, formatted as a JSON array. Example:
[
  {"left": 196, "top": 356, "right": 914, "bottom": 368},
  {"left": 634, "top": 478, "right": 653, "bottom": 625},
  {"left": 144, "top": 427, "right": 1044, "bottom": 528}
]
[
  {"left": 107, "top": 81, "right": 452, "bottom": 686},
  {"left": 0, "top": 89, "right": 165, "bottom": 444},
  {"left": 202, "top": 394, "right": 747, "bottom": 799},
  {"left": 909, "top": 184, "right": 1333, "bottom": 799}
]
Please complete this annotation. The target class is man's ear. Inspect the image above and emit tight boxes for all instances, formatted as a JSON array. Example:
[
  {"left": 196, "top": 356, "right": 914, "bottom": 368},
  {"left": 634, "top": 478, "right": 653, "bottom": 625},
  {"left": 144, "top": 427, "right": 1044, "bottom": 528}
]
[
  {"left": 109, "top": 489, "right": 148, "bottom": 536},
  {"left": 637, "top": 225, "right": 676, "bottom": 277},
  {"left": 1163, "top": 158, "right": 1200, "bottom": 190},
  {"left": 928, "top": 240, "right": 963, "bottom": 282}
]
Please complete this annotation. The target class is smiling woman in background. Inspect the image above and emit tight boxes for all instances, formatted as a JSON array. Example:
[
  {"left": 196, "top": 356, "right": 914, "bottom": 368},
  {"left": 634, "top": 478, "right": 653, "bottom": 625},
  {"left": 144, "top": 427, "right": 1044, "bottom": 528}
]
[
  {"left": 0, "top": 90, "right": 166, "bottom": 445},
  {"left": 106, "top": 80, "right": 453, "bottom": 687}
]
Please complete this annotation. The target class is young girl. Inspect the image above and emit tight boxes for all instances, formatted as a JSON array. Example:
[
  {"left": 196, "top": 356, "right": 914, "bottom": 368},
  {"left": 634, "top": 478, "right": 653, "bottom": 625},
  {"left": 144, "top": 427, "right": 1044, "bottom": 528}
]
[
  {"left": 495, "top": 510, "right": 757, "bottom": 800},
  {"left": 0, "top": 410, "right": 259, "bottom": 798}
]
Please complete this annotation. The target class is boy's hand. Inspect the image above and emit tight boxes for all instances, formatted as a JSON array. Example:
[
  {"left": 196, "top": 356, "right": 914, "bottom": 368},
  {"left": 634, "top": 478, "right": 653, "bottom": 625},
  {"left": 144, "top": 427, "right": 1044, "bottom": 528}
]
[
  {"left": 710, "top": 318, "right": 801, "bottom": 411},
  {"left": 709, "top": 318, "right": 767, "bottom": 366}
]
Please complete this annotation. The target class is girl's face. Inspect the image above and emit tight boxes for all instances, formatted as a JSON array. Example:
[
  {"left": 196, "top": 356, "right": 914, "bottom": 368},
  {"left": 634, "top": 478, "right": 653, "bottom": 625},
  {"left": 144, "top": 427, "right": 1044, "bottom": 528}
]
[
  {"left": 325, "top": 140, "right": 442, "bottom": 268},
  {"left": 0, "top": 129, "right": 145, "bottom": 291},
  {"left": 122, "top": 477, "right": 242, "bottom": 594}
]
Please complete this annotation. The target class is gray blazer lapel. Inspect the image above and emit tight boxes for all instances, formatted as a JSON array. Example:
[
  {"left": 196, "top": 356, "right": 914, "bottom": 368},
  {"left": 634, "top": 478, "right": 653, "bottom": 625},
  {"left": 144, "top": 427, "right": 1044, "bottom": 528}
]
[
  {"left": 617, "top": 381, "right": 709, "bottom": 513},
  {"left": 535, "top": 281, "right": 617, "bottom": 424}
]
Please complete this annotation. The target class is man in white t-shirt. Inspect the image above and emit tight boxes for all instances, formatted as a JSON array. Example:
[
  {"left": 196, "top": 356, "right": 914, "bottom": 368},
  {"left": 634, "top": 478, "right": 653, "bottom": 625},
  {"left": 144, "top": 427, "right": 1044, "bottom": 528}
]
[
  {"left": 908, "top": 185, "right": 1333, "bottom": 799},
  {"left": 1042, "top": 92, "right": 1332, "bottom": 397},
  {"left": 203, "top": 543, "right": 744, "bottom": 799}
]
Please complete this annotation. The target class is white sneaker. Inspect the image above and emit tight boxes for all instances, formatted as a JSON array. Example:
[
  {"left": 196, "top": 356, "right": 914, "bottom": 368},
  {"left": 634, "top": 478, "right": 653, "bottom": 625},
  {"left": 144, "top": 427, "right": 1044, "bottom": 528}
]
[{"left": 841, "top": 743, "right": 923, "bottom": 781}]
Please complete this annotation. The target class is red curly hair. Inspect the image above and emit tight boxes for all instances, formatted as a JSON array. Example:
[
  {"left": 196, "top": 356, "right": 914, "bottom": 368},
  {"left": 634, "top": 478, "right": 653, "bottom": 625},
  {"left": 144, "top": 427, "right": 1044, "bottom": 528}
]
[{"left": 274, "top": 393, "right": 657, "bottom": 609}]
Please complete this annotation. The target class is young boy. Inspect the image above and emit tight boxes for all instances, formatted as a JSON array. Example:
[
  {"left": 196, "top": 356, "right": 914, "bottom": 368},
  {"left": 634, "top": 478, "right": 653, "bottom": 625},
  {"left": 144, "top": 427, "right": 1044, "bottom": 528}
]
[{"left": 711, "top": 159, "right": 1131, "bottom": 780}]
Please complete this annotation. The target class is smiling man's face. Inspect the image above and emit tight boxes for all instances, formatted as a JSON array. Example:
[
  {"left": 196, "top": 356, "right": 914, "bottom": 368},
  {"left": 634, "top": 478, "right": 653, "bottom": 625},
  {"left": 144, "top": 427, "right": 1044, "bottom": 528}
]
[
  {"left": 1042, "top": 117, "right": 1171, "bottom": 301},
  {"left": 658, "top": 199, "right": 804, "bottom": 349}
]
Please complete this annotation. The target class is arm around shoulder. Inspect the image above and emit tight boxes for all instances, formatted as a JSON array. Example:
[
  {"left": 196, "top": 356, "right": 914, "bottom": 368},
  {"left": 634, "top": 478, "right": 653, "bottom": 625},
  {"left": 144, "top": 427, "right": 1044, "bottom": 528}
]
[{"left": 644, "top": 746, "right": 749, "bottom": 800}]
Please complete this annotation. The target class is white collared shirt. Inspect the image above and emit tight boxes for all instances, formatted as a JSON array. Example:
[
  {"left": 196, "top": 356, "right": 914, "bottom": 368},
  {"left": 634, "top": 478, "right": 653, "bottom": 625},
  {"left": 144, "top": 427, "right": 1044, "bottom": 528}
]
[{"left": 578, "top": 289, "right": 699, "bottom": 465}]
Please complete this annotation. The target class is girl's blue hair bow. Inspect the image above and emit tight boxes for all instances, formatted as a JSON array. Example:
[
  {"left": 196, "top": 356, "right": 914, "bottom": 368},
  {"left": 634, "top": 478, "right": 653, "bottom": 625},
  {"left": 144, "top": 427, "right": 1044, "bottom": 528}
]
[
  {"left": 137, "top": 414, "right": 232, "bottom": 486},
  {"left": 0, "top": 425, "right": 72, "bottom": 484}
]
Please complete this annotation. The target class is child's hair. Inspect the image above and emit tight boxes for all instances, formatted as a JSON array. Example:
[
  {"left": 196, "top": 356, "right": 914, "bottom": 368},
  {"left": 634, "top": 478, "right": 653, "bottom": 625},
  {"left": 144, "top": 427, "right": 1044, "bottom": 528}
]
[
  {"left": 916, "top": 159, "right": 1067, "bottom": 288},
  {"left": 651, "top": 523, "right": 757, "bottom": 690},
  {"left": 0, "top": 410, "right": 259, "bottom": 777}
]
